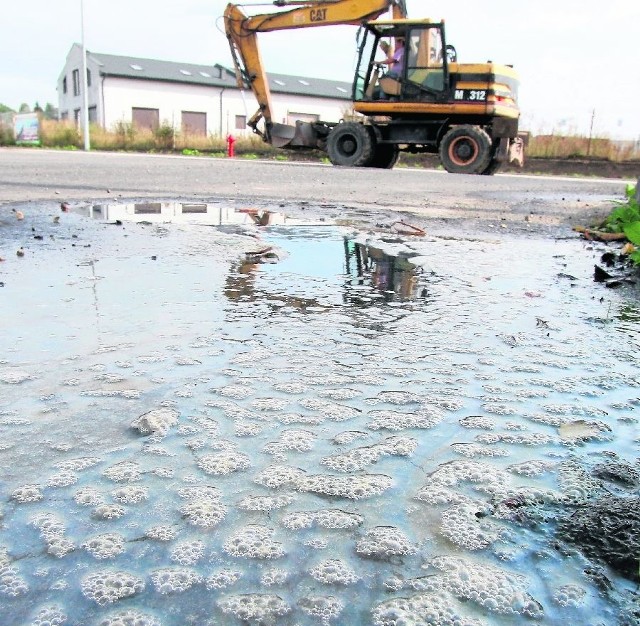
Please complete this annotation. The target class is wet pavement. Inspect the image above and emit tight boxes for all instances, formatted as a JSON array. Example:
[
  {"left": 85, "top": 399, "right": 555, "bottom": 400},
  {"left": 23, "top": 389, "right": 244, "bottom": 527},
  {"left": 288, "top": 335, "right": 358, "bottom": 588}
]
[
  {"left": 0, "top": 200, "right": 639, "bottom": 626},
  {"left": 0, "top": 148, "right": 631, "bottom": 239}
]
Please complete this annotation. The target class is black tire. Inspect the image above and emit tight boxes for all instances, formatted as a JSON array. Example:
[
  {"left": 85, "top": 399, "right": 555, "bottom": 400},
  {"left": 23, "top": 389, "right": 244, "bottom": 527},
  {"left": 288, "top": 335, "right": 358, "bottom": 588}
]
[
  {"left": 480, "top": 142, "right": 502, "bottom": 175},
  {"left": 439, "top": 125, "right": 492, "bottom": 174},
  {"left": 369, "top": 144, "right": 400, "bottom": 169},
  {"left": 481, "top": 158, "right": 502, "bottom": 175},
  {"left": 327, "top": 123, "right": 375, "bottom": 167}
]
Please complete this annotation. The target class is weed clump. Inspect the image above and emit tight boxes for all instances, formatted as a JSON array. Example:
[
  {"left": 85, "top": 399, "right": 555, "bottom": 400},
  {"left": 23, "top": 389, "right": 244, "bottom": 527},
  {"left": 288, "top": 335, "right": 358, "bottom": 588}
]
[{"left": 600, "top": 183, "right": 640, "bottom": 265}]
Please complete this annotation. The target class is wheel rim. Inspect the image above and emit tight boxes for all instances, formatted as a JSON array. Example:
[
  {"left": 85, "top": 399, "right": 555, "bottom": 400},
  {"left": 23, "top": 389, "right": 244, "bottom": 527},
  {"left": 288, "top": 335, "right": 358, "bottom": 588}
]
[
  {"left": 338, "top": 136, "right": 357, "bottom": 157},
  {"left": 448, "top": 136, "right": 479, "bottom": 166}
]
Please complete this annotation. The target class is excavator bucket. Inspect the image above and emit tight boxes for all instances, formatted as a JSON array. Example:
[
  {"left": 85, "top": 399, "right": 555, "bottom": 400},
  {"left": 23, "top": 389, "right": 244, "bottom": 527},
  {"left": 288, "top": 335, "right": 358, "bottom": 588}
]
[
  {"left": 269, "top": 122, "right": 318, "bottom": 149},
  {"left": 268, "top": 123, "right": 297, "bottom": 148}
]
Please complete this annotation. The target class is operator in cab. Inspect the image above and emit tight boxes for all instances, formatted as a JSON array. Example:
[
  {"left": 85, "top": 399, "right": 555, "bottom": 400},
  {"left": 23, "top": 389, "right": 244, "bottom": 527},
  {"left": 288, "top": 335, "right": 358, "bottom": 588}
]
[{"left": 374, "top": 36, "right": 405, "bottom": 99}]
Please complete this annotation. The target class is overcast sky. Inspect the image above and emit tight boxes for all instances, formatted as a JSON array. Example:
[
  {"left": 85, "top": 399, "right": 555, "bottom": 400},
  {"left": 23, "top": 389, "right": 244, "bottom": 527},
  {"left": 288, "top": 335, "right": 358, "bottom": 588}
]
[{"left": 2, "top": 0, "right": 638, "bottom": 139}]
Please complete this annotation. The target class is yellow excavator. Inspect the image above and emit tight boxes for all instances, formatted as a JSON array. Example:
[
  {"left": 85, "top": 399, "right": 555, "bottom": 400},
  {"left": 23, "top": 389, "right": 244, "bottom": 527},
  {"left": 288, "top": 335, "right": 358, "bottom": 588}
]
[{"left": 224, "top": 0, "right": 525, "bottom": 174}]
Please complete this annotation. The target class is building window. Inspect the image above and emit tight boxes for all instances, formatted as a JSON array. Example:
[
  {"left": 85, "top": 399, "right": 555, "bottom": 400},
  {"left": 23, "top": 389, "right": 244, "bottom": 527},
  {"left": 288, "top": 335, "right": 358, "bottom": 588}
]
[
  {"left": 88, "top": 106, "right": 97, "bottom": 123},
  {"left": 132, "top": 107, "right": 159, "bottom": 131},
  {"left": 235, "top": 115, "right": 246, "bottom": 130},
  {"left": 72, "top": 69, "right": 80, "bottom": 96},
  {"left": 182, "top": 111, "right": 206, "bottom": 136},
  {"left": 134, "top": 203, "right": 162, "bottom": 214},
  {"left": 62, "top": 77, "right": 67, "bottom": 94},
  {"left": 87, "top": 69, "right": 92, "bottom": 87},
  {"left": 182, "top": 204, "right": 207, "bottom": 213},
  {"left": 60, "top": 111, "right": 68, "bottom": 121},
  {"left": 73, "top": 109, "right": 81, "bottom": 125}
]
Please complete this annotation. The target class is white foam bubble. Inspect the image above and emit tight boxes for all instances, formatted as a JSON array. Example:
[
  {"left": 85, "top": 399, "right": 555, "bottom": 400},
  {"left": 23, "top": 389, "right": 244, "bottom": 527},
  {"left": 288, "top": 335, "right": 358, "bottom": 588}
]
[{"left": 81, "top": 570, "right": 144, "bottom": 605}]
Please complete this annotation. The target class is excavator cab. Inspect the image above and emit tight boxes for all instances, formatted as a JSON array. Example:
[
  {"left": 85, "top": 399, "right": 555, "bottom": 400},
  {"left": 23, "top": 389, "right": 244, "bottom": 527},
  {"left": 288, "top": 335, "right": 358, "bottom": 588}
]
[{"left": 356, "top": 20, "right": 452, "bottom": 104}]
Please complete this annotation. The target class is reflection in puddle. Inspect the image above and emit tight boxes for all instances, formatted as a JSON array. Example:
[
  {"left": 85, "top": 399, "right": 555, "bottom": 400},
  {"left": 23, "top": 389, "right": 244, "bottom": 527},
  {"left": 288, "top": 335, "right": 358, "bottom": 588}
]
[
  {"left": 79, "top": 202, "right": 326, "bottom": 227},
  {"left": 225, "top": 237, "right": 427, "bottom": 310},
  {"left": 344, "top": 239, "right": 425, "bottom": 302}
]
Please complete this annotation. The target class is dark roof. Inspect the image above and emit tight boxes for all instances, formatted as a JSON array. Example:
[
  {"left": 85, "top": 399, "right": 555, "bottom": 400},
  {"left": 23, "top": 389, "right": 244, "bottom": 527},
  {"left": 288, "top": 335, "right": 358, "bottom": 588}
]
[{"left": 87, "top": 50, "right": 352, "bottom": 101}]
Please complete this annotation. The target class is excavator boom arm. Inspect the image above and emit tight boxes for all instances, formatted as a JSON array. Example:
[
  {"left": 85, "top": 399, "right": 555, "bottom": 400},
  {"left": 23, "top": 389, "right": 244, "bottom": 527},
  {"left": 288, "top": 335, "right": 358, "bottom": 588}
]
[
  {"left": 223, "top": 0, "right": 407, "bottom": 143},
  {"left": 230, "top": 0, "right": 407, "bottom": 32}
]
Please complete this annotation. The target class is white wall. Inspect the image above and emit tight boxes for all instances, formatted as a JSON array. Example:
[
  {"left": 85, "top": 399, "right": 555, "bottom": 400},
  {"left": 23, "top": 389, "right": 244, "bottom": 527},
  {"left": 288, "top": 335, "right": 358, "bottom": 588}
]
[
  {"left": 57, "top": 44, "right": 102, "bottom": 123},
  {"left": 58, "top": 45, "right": 352, "bottom": 138},
  {"left": 102, "top": 77, "right": 351, "bottom": 137},
  {"left": 271, "top": 92, "right": 352, "bottom": 126},
  {"left": 102, "top": 77, "right": 225, "bottom": 134}
]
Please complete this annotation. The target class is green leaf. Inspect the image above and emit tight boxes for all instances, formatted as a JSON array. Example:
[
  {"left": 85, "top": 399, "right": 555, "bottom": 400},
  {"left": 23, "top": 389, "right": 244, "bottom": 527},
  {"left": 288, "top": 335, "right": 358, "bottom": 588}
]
[
  {"left": 623, "top": 221, "right": 640, "bottom": 246},
  {"left": 603, "top": 203, "right": 640, "bottom": 232},
  {"left": 625, "top": 183, "right": 635, "bottom": 200}
]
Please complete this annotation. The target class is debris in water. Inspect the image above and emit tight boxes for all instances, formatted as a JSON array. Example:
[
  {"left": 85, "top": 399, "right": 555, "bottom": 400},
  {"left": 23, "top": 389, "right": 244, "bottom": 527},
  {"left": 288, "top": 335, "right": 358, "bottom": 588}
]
[
  {"left": 390, "top": 220, "right": 426, "bottom": 236},
  {"left": 246, "top": 246, "right": 279, "bottom": 263},
  {"left": 559, "top": 419, "right": 608, "bottom": 442}
]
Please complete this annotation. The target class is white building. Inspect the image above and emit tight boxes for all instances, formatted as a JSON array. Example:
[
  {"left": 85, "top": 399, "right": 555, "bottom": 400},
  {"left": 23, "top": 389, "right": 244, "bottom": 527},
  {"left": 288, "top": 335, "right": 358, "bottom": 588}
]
[{"left": 57, "top": 43, "right": 353, "bottom": 137}]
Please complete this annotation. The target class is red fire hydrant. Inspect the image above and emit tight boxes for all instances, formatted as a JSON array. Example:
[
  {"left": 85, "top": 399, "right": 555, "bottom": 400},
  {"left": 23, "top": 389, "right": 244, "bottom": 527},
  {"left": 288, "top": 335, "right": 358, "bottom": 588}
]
[{"left": 226, "top": 134, "right": 236, "bottom": 158}]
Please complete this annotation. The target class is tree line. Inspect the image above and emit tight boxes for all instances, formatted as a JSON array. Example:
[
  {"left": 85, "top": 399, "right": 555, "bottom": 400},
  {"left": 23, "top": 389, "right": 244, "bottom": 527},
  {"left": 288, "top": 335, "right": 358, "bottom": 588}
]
[{"left": 0, "top": 102, "right": 58, "bottom": 119}]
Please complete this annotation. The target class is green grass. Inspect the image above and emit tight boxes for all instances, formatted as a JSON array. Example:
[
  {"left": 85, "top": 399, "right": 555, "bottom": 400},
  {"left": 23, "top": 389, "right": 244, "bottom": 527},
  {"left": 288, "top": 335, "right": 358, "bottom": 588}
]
[{"left": 3, "top": 120, "right": 640, "bottom": 166}]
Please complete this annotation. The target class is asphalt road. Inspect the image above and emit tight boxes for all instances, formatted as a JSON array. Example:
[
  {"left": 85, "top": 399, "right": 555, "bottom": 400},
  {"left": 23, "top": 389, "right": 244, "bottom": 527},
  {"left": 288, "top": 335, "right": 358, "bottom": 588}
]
[{"left": 0, "top": 148, "right": 630, "bottom": 237}]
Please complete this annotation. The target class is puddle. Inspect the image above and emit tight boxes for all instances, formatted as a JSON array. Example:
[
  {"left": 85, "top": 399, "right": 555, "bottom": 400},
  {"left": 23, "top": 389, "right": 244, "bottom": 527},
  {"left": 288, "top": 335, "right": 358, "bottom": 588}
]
[{"left": 1, "top": 204, "right": 639, "bottom": 626}]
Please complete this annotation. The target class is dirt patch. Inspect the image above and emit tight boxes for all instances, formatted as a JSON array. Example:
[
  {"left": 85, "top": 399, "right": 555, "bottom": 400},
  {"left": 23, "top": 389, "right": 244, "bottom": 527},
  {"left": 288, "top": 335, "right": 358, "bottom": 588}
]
[
  {"left": 391, "top": 154, "right": 640, "bottom": 179},
  {"left": 558, "top": 496, "right": 640, "bottom": 583},
  {"left": 284, "top": 151, "right": 640, "bottom": 179},
  {"left": 511, "top": 157, "right": 640, "bottom": 180}
]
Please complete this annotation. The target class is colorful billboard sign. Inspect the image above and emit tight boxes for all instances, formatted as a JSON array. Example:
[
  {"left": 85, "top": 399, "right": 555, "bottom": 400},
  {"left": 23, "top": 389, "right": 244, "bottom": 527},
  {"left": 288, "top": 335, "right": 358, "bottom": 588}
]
[{"left": 15, "top": 113, "right": 40, "bottom": 145}]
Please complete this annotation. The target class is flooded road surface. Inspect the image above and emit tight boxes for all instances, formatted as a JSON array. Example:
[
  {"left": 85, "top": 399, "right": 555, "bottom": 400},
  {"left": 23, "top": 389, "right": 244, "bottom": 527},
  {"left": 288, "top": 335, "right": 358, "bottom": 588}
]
[{"left": 1, "top": 203, "right": 639, "bottom": 626}]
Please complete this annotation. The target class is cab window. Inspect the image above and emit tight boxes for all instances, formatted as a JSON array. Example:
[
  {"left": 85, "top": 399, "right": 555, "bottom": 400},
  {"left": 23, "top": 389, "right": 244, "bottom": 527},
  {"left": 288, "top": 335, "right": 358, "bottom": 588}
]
[{"left": 406, "top": 26, "right": 445, "bottom": 92}]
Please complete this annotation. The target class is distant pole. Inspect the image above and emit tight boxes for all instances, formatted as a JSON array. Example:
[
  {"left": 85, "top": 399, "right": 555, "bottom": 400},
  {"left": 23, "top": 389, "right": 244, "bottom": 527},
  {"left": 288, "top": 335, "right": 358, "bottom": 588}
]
[
  {"left": 586, "top": 108, "right": 595, "bottom": 157},
  {"left": 80, "top": 0, "right": 90, "bottom": 151}
]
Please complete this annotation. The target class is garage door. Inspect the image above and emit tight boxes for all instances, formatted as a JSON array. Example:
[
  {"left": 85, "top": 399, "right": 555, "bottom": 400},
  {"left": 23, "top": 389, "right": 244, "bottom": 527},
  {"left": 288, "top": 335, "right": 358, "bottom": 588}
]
[
  {"left": 132, "top": 108, "right": 159, "bottom": 131},
  {"left": 182, "top": 111, "right": 207, "bottom": 136}
]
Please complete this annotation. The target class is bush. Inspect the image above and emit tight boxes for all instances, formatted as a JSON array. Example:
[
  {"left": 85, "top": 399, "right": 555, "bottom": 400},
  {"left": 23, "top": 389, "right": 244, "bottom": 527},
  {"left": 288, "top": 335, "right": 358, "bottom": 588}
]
[
  {"left": 40, "top": 120, "right": 80, "bottom": 148},
  {"left": 601, "top": 184, "right": 639, "bottom": 231},
  {"left": 91, "top": 123, "right": 124, "bottom": 150},
  {"left": 0, "top": 124, "right": 15, "bottom": 146},
  {"left": 601, "top": 183, "right": 640, "bottom": 265},
  {"left": 154, "top": 121, "right": 175, "bottom": 151},
  {"left": 95, "top": 122, "right": 155, "bottom": 151},
  {"left": 16, "top": 120, "right": 640, "bottom": 168},
  {"left": 175, "top": 132, "right": 225, "bottom": 153},
  {"left": 129, "top": 128, "right": 156, "bottom": 152},
  {"left": 109, "top": 121, "right": 136, "bottom": 150},
  {"left": 528, "top": 134, "right": 640, "bottom": 162}
]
